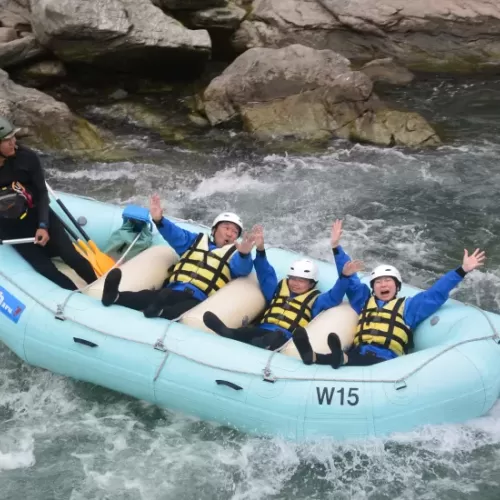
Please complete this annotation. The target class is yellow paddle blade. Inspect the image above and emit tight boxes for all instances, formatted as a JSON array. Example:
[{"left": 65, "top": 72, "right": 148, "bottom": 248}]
[
  {"left": 73, "top": 240, "right": 104, "bottom": 277},
  {"left": 87, "top": 239, "right": 116, "bottom": 273}
]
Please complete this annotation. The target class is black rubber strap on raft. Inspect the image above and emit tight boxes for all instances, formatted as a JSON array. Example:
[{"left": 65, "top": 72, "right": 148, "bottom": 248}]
[
  {"left": 288, "top": 289, "right": 320, "bottom": 333},
  {"left": 261, "top": 281, "right": 320, "bottom": 332},
  {"left": 203, "top": 245, "right": 236, "bottom": 296},
  {"left": 215, "top": 380, "right": 243, "bottom": 391},
  {"left": 73, "top": 337, "right": 98, "bottom": 348}
]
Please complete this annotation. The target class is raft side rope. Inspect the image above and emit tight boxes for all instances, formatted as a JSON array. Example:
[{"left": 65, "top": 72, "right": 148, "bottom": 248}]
[
  {"left": 1, "top": 261, "right": 496, "bottom": 384},
  {"left": 1, "top": 232, "right": 499, "bottom": 383}
]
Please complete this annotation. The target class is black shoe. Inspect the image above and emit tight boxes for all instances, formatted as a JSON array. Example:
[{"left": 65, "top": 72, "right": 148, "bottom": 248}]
[
  {"left": 102, "top": 268, "right": 121, "bottom": 306},
  {"left": 203, "top": 311, "right": 234, "bottom": 338},
  {"left": 293, "top": 327, "right": 314, "bottom": 365},
  {"left": 327, "top": 332, "right": 343, "bottom": 369},
  {"left": 143, "top": 288, "right": 171, "bottom": 318}
]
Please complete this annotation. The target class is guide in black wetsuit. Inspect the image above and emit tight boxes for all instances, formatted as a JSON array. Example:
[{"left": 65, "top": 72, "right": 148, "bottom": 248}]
[{"left": 0, "top": 117, "right": 97, "bottom": 290}]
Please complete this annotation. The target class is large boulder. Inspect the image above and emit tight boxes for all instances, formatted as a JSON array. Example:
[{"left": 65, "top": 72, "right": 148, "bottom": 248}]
[
  {"left": 29, "top": 0, "right": 212, "bottom": 73},
  {"left": 234, "top": 0, "right": 500, "bottom": 73},
  {"left": 0, "top": 68, "right": 105, "bottom": 152},
  {"left": 203, "top": 44, "right": 440, "bottom": 147}
]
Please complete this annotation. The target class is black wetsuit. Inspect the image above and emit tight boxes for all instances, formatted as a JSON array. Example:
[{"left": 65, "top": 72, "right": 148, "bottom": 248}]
[{"left": 0, "top": 145, "right": 97, "bottom": 289}]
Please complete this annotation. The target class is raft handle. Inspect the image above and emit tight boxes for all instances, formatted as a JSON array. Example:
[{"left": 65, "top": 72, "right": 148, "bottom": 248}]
[
  {"left": 394, "top": 380, "right": 407, "bottom": 391},
  {"left": 215, "top": 380, "right": 243, "bottom": 391},
  {"left": 73, "top": 337, "right": 98, "bottom": 348}
]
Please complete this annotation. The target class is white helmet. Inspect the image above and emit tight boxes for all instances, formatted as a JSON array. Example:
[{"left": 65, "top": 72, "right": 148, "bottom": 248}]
[
  {"left": 211, "top": 212, "right": 243, "bottom": 236},
  {"left": 288, "top": 258, "right": 318, "bottom": 281},
  {"left": 370, "top": 264, "right": 402, "bottom": 286}
]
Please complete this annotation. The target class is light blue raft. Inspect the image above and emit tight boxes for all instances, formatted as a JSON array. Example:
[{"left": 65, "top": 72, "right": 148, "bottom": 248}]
[{"left": 1, "top": 193, "right": 500, "bottom": 441}]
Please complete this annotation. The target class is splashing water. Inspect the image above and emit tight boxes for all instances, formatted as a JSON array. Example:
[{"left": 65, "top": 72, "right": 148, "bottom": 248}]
[{"left": 3, "top": 76, "right": 500, "bottom": 499}]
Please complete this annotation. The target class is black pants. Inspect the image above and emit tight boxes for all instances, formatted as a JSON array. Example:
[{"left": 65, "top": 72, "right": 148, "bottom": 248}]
[
  {"left": 0, "top": 209, "right": 97, "bottom": 290},
  {"left": 116, "top": 288, "right": 201, "bottom": 320},
  {"left": 316, "top": 346, "right": 387, "bottom": 367},
  {"left": 228, "top": 326, "right": 289, "bottom": 350}
]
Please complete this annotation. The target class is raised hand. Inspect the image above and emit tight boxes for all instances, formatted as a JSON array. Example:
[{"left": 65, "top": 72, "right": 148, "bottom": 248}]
[
  {"left": 253, "top": 224, "right": 265, "bottom": 251},
  {"left": 235, "top": 231, "right": 256, "bottom": 255},
  {"left": 342, "top": 259, "right": 364, "bottom": 277},
  {"left": 462, "top": 248, "right": 486, "bottom": 273},
  {"left": 331, "top": 219, "right": 343, "bottom": 248},
  {"left": 149, "top": 194, "right": 164, "bottom": 222}
]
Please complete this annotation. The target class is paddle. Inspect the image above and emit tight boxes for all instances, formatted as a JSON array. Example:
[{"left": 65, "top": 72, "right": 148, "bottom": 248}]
[
  {"left": 0, "top": 237, "right": 36, "bottom": 245},
  {"left": 50, "top": 210, "right": 105, "bottom": 276},
  {"left": 45, "top": 182, "right": 115, "bottom": 276}
]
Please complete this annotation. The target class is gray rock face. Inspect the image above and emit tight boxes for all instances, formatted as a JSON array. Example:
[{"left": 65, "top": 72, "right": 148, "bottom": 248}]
[
  {"left": 0, "top": 35, "right": 46, "bottom": 68},
  {"left": 29, "top": 0, "right": 212, "bottom": 72},
  {"left": 0, "top": 68, "right": 104, "bottom": 151},
  {"left": 0, "top": 27, "right": 18, "bottom": 43},
  {"left": 0, "top": 0, "right": 32, "bottom": 31},
  {"left": 187, "top": 4, "right": 246, "bottom": 30},
  {"left": 234, "top": 0, "right": 500, "bottom": 72},
  {"left": 152, "top": 0, "right": 226, "bottom": 11},
  {"left": 14, "top": 59, "right": 66, "bottom": 87},
  {"left": 203, "top": 44, "right": 440, "bottom": 147},
  {"left": 360, "top": 58, "right": 415, "bottom": 85}
]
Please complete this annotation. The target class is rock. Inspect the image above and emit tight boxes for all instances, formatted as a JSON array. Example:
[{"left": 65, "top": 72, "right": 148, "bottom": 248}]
[
  {"left": 92, "top": 100, "right": 190, "bottom": 142},
  {"left": 0, "top": 0, "right": 33, "bottom": 32},
  {"left": 29, "top": 0, "right": 212, "bottom": 74},
  {"left": 234, "top": 0, "right": 500, "bottom": 73},
  {"left": 360, "top": 58, "right": 415, "bottom": 85},
  {"left": 233, "top": 0, "right": 252, "bottom": 7},
  {"left": 0, "top": 27, "right": 18, "bottom": 43},
  {"left": 240, "top": 91, "right": 334, "bottom": 141},
  {"left": 204, "top": 44, "right": 352, "bottom": 124},
  {"left": 188, "top": 113, "right": 209, "bottom": 127},
  {"left": 14, "top": 59, "right": 67, "bottom": 87},
  {"left": 350, "top": 109, "right": 441, "bottom": 147},
  {"left": 0, "top": 35, "right": 47, "bottom": 68},
  {"left": 152, "top": 0, "right": 226, "bottom": 11},
  {"left": 186, "top": 5, "right": 246, "bottom": 30},
  {"left": 109, "top": 88, "right": 128, "bottom": 100},
  {"left": 0, "top": 68, "right": 105, "bottom": 152},
  {"left": 204, "top": 44, "right": 440, "bottom": 147}
]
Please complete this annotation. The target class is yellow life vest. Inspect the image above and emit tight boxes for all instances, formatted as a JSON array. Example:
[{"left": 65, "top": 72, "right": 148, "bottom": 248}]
[
  {"left": 168, "top": 233, "right": 237, "bottom": 296},
  {"left": 260, "top": 279, "right": 320, "bottom": 333},
  {"left": 354, "top": 296, "right": 413, "bottom": 356}
]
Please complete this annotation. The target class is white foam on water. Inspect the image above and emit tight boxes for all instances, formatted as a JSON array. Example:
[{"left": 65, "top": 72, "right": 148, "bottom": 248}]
[
  {"left": 0, "top": 434, "right": 35, "bottom": 471},
  {"left": 3, "top": 117, "right": 500, "bottom": 498},
  {"left": 46, "top": 165, "right": 138, "bottom": 181},
  {"left": 188, "top": 165, "right": 274, "bottom": 200}
]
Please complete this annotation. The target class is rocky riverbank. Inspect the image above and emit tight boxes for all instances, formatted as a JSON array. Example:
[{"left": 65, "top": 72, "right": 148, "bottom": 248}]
[{"left": 0, "top": 0, "right": 499, "bottom": 156}]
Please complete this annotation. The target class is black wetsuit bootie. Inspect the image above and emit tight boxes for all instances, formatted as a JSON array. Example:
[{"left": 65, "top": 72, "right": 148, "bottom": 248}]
[
  {"left": 102, "top": 268, "right": 122, "bottom": 306},
  {"left": 293, "top": 327, "right": 314, "bottom": 365},
  {"left": 327, "top": 332, "right": 344, "bottom": 369},
  {"left": 203, "top": 311, "right": 234, "bottom": 338}
]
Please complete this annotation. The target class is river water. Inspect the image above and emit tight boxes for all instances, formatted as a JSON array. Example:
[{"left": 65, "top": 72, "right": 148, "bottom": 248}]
[{"left": 2, "top": 74, "right": 500, "bottom": 499}]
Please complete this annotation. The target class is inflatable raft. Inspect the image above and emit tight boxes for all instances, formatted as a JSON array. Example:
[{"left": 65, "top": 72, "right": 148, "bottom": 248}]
[{"left": 1, "top": 193, "right": 500, "bottom": 441}]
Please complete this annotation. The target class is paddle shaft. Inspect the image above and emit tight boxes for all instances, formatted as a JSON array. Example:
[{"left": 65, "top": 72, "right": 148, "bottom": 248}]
[
  {"left": 50, "top": 210, "right": 80, "bottom": 241},
  {"left": 0, "top": 237, "right": 36, "bottom": 245},
  {"left": 45, "top": 182, "right": 91, "bottom": 241}
]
